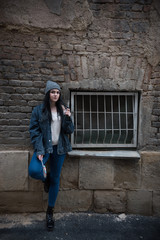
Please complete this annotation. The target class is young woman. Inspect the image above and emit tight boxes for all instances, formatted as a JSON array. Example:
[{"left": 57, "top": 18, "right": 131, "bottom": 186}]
[{"left": 29, "top": 81, "right": 74, "bottom": 231}]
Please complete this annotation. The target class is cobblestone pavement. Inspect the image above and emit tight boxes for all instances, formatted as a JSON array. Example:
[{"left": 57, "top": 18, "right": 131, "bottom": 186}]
[{"left": 0, "top": 213, "right": 160, "bottom": 240}]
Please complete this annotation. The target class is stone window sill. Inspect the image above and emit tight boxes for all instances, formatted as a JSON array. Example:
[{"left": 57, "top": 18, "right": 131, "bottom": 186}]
[{"left": 68, "top": 150, "right": 140, "bottom": 159}]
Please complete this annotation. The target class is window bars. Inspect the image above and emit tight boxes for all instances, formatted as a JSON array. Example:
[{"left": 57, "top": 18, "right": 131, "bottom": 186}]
[{"left": 71, "top": 92, "right": 138, "bottom": 148}]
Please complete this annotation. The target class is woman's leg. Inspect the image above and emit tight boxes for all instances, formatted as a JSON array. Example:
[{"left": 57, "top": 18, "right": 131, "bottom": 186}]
[
  {"left": 29, "top": 152, "right": 50, "bottom": 181},
  {"left": 48, "top": 145, "right": 66, "bottom": 208}
]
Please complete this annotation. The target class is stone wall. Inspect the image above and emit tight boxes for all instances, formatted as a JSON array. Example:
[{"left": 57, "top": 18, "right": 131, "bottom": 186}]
[
  {"left": 0, "top": 0, "right": 160, "bottom": 151},
  {"left": 0, "top": 150, "right": 160, "bottom": 216},
  {"left": 0, "top": 0, "right": 160, "bottom": 215}
]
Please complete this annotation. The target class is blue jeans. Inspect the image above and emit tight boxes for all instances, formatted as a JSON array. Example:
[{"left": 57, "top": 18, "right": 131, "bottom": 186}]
[{"left": 29, "top": 145, "right": 66, "bottom": 208}]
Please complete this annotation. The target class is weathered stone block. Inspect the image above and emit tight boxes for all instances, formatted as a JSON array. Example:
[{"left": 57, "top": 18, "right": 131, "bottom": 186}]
[
  {"left": 0, "top": 192, "right": 44, "bottom": 213},
  {"left": 141, "top": 152, "right": 160, "bottom": 190},
  {"left": 70, "top": 69, "right": 77, "bottom": 81},
  {"left": 40, "top": 68, "right": 52, "bottom": 75},
  {"left": 153, "top": 191, "right": 160, "bottom": 216},
  {"left": 94, "top": 190, "right": 126, "bottom": 213},
  {"left": 62, "top": 43, "right": 73, "bottom": 51},
  {"left": 109, "top": 56, "right": 116, "bottom": 79},
  {"left": 79, "top": 158, "right": 114, "bottom": 189},
  {"left": 60, "top": 156, "right": 79, "bottom": 189},
  {"left": 139, "top": 96, "right": 154, "bottom": 147},
  {"left": 131, "top": 22, "right": 149, "bottom": 33},
  {"left": 74, "top": 45, "right": 85, "bottom": 52},
  {"left": 28, "top": 177, "right": 43, "bottom": 192},
  {"left": 68, "top": 55, "right": 75, "bottom": 68},
  {"left": 132, "top": 4, "right": 143, "bottom": 11},
  {"left": 86, "top": 46, "right": 97, "bottom": 52},
  {"left": 74, "top": 55, "right": 81, "bottom": 67},
  {"left": 55, "top": 190, "right": 93, "bottom": 212},
  {"left": 127, "top": 190, "right": 152, "bottom": 215},
  {"left": 109, "top": 19, "right": 130, "bottom": 33},
  {"left": 0, "top": 151, "right": 29, "bottom": 191},
  {"left": 114, "top": 159, "right": 141, "bottom": 189},
  {"left": 81, "top": 56, "right": 88, "bottom": 79}
]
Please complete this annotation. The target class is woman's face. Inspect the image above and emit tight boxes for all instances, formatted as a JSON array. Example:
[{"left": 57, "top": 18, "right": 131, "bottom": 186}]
[{"left": 50, "top": 89, "right": 60, "bottom": 103}]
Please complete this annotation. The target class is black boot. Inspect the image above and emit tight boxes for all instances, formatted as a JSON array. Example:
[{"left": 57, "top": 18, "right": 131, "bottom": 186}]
[
  {"left": 44, "top": 173, "right": 50, "bottom": 193},
  {"left": 46, "top": 206, "right": 54, "bottom": 231}
]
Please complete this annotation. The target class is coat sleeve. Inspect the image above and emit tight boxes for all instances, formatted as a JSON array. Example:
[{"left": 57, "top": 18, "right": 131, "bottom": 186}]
[
  {"left": 61, "top": 115, "right": 74, "bottom": 134},
  {"left": 29, "top": 106, "right": 45, "bottom": 156}
]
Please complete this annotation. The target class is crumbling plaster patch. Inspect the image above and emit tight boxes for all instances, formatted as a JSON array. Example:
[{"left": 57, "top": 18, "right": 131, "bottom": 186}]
[
  {"left": 0, "top": 0, "right": 93, "bottom": 31},
  {"left": 145, "top": 0, "right": 160, "bottom": 67}
]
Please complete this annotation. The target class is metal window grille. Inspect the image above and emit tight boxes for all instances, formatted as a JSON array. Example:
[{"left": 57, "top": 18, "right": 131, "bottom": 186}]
[{"left": 71, "top": 92, "right": 138, "bottom": 148}]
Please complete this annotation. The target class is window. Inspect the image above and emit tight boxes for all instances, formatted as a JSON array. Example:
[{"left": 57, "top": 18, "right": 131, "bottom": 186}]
[{"left": 71, "top": 92, "right": 138, "bottom": 148}]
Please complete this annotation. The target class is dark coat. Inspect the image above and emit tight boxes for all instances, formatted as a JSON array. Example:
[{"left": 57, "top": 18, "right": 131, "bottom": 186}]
[{"left": 29, "top": 104, "right": 74, "bottom": 156}]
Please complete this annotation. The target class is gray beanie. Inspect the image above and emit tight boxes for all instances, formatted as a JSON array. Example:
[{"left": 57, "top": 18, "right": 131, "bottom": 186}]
[{"left": 45, "top": 81, "right": 61, "bottom": 94}]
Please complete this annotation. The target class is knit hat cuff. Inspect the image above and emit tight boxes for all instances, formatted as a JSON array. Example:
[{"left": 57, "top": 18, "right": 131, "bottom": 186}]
[{"left": 45, "top": 81, "right": 61, "bottom": 94}]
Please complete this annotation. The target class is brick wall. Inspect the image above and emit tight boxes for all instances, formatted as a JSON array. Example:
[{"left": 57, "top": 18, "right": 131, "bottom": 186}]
[
  {"left": 150, "top": 65, "right": 160, "bottom": 147},
  {"left": 0, "top": 0, "right": 160, "bottom": 214}
]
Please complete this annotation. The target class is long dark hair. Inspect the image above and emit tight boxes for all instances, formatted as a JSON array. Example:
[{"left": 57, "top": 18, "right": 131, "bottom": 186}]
[{"left": 42, "top": 91, "right": 67, "bottom": 121}]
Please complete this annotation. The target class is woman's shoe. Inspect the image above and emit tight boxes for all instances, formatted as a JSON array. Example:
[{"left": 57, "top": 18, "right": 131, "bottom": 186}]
[
  {"left": 46, "top": 207, "right": 54, "bottom": 231},
  {"left": 44, "top": 173, "right": 50, "bottom": 193}
]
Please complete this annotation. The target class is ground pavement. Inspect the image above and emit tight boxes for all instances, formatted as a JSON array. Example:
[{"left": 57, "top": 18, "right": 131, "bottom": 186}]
[{"left": 0, "top": 212, "right": 160, "bottom": 240}]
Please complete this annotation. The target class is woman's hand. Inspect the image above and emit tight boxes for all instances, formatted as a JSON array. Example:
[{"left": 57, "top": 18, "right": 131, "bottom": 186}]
[
  {"left": 64, "top": 108, "right": 71, "bottom": 117},
  {"left": 37, "top": 155, "right": 43, "bottom": 161}
]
